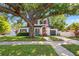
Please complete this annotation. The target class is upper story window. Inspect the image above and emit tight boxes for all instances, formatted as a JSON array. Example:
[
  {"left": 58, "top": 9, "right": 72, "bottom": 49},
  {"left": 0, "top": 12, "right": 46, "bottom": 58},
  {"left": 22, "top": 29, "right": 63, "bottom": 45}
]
[
  {"left": 35, "top": 20, "right": 43, "bottom": 25},
  {"left": 44, "top": 20, "right": 46, "bottom": 24},
  {"left": 35, "top": 20, "right": 38, "bottom": 24},
  {"left": 35, "top": 19, "right": 49, "bottom": 25},
  {"left": 40, "top": 20, "right": 43, "bottom": 24}
]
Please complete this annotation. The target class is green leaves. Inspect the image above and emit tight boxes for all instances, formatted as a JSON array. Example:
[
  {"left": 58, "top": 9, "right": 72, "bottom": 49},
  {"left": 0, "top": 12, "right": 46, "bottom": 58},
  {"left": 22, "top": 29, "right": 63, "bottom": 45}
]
[
  {"left": 0, "top": 16, "right": 11, "bottom": 34},
  {"left": 50, "top": 15, "right": 67, "bottom": 31},
  {"left": 20, "top": 4, "right": 41, "bottom": 11},
  {"left": 67, "top": 22, "right": 79, "bottom": 31}
]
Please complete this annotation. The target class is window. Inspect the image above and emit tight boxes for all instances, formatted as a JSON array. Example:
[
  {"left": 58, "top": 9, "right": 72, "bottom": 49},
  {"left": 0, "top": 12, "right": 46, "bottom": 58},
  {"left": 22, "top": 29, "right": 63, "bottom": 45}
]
[
  {"left": 50, "top": 30, "right": 56, "bottom": 35},
  {"left": 20, "top": 29, "right": 27, "bottom": 33},
  {"left": 35, "top": 28, "right": 40, "bottom": 36},
  {"left": 40, "top": 20, "right": 42, "bottom": 24},
  {"left": 44, "top": 20, "right": 46, "bottom": 24},
  {"left": 35, "top": 20, "right": 38, "bottom": 24}
]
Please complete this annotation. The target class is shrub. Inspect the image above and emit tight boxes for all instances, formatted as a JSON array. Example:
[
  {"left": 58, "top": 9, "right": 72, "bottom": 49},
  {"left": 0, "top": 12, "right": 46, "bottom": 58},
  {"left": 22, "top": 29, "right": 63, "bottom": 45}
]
[{"left": 17, "top": 32, "right": 29, "bottom": 36}]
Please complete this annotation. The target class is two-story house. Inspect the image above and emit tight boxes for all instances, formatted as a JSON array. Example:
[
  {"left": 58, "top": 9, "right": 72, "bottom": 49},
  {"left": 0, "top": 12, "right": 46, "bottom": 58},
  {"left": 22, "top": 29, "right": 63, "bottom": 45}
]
[{"left": 17, "top": 18, "right": 58, "bottom": 36}]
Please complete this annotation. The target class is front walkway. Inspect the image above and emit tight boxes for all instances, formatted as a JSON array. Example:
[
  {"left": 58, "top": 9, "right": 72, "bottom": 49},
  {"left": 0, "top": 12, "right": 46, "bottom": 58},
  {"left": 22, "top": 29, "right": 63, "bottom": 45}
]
[{"left": 44, "top": 37, "right": 74, "bottom": 56}]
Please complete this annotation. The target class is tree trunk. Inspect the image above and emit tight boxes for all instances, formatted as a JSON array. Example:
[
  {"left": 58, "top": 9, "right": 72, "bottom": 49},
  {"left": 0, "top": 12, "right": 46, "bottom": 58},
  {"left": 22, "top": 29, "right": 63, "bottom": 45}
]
[
  {"left": 29, "top": 21, "right": 35, "bottom": 38},
  {"left": 29, "top": 25, "right": 34, "bottom": 38},
  {"left": 19, "top": 14, "right": 35, "bottom": 38}
]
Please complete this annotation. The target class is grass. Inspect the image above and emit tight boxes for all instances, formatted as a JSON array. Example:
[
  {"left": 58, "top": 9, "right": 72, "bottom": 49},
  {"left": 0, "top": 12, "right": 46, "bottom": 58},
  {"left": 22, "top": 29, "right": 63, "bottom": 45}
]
[
  {"left": 67, "top": 37, "right": 79, "bottom": 40},
  {"left": 49, "top": 36, "right": 63, "bottom": 41},
  {"left": 0, "top": 36, "right": 46, "bottom": 41},
  {"left": 0, "top": 45, "right": 57, "bottom": 56},
  {"left": 62, "top": 44, "right": 79, "bottom": 56}
]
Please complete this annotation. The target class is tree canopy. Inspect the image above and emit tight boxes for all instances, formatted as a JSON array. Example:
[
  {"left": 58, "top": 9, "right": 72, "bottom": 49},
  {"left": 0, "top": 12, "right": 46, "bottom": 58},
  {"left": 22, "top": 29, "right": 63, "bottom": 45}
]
[
  {"left": 50, "top": 15, "right": 67, "bottom": 31},
  {"left": 0, "top": 3, "right": 79, "bottom": 25},
  {"left": 67, "top": 22, "right": 79, "bottom": 31},
  {"left": 0, "top": 16, "right": 11, "bottom": 34},
  {"left": 0, "top": 3, "right": 79, "bottom": 37}
]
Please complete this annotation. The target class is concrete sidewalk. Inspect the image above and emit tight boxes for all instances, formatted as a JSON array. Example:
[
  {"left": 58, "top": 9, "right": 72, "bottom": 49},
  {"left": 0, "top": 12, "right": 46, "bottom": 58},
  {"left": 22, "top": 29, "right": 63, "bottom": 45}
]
[
  {"left": 0, "top": 41, "right": 51, "bottom": 45},
  {"left": 56, "top": 36, "right": 79, "bottom": 45},
  {"left": 44, "top": 37, "right": 75, "bottom": 56}
]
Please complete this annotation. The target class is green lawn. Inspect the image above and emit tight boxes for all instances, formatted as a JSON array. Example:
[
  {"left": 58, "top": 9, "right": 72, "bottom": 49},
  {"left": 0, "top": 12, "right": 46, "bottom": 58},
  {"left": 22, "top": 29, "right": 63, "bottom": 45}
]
[
  {"left": 62, "top": 44, "right": 79, "bottom": 56},
  {"left": 67, "top": 37, "right": 79, "bottom": 40},
  {"left": 49, "top": 36, "right": 63, "bottom": 41},
  {"left": 0, "top": 36, "right": 46, "bottom": 41},
  {"left": 0, "top": 45, "right": 57, "bottom": 56}
]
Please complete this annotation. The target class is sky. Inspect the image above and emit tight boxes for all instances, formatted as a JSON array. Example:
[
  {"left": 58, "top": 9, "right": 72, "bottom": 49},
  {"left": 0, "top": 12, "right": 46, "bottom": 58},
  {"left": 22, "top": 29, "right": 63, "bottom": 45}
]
[
  {"left": 8, "top": 14, "right": 27, "bottom": 26},
  {"left": 65, "top": 15, "right": 79, "bottom": 26}
]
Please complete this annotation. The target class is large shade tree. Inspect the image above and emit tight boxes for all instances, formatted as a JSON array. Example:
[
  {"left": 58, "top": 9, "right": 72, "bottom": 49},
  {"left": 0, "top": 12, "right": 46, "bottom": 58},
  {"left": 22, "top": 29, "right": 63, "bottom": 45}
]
[
  {"left": 0, "top": 3, "right": 79, "bottom": 37},
  {"left": 50, "top": 15, "right": 67, "bottom": 31}
]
